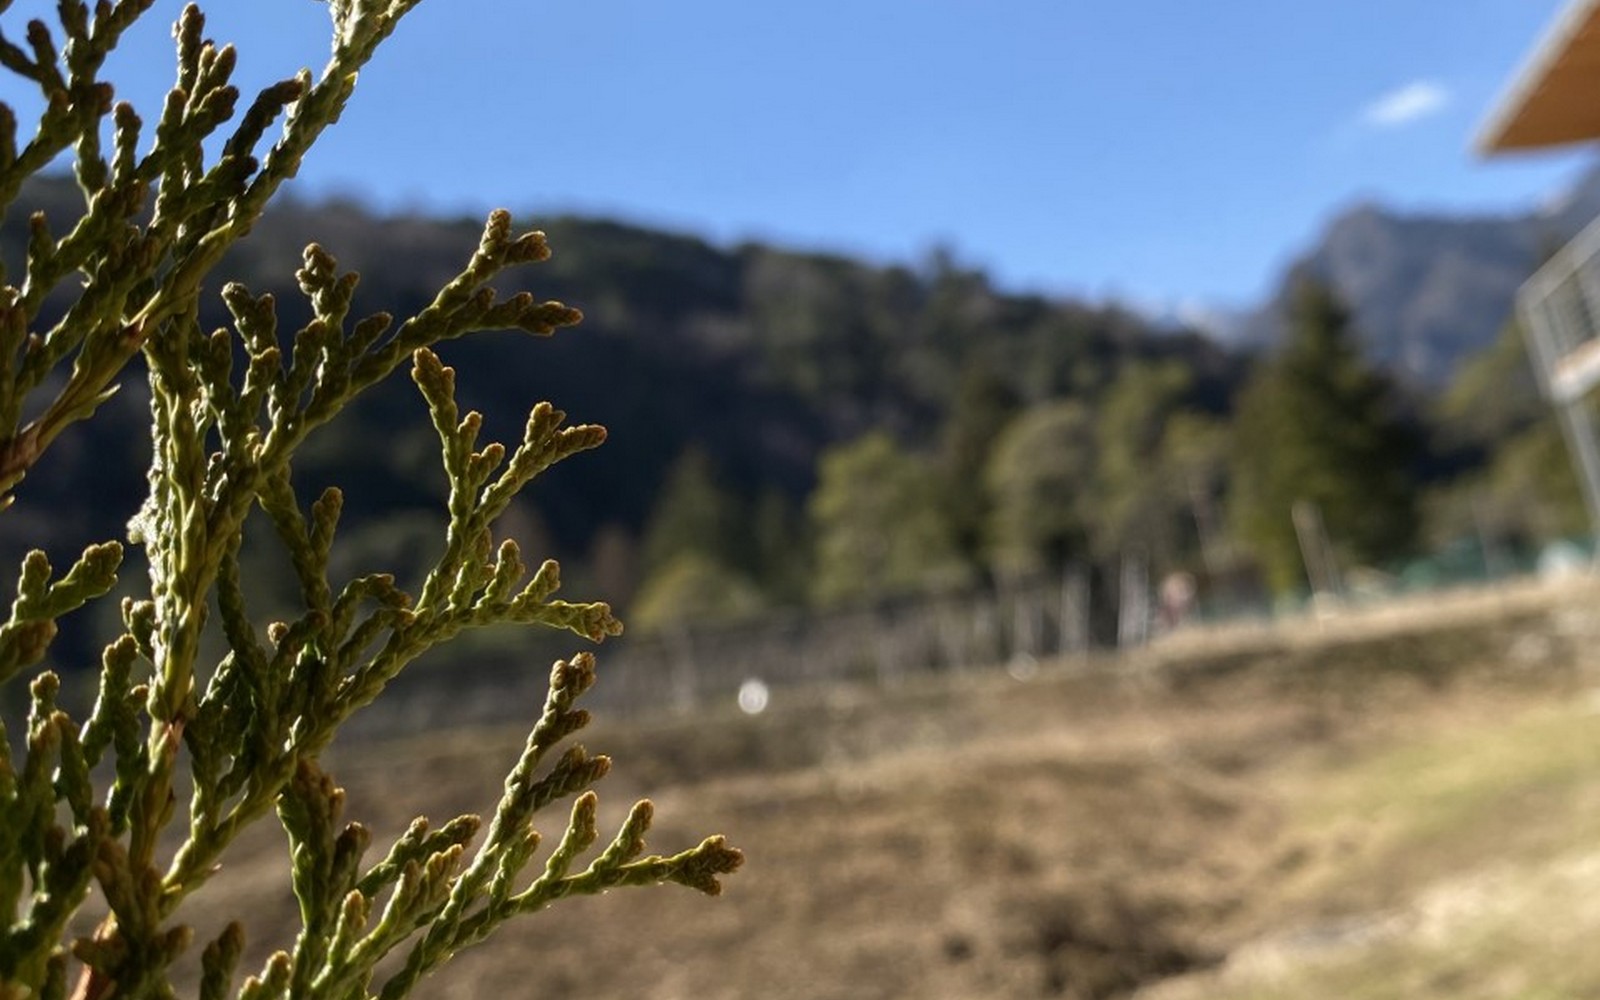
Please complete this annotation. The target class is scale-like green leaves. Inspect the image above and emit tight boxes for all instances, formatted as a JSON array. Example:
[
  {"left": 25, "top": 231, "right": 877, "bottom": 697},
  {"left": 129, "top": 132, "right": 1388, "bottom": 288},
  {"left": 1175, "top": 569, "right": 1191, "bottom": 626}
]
[{"left": 0, "top": 2, "right": 739, "bottom": 996}]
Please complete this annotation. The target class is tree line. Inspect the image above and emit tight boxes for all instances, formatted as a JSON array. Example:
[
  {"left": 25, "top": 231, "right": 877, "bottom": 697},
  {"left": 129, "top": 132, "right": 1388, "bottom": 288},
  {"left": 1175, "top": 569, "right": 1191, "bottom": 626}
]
[
  {"left": 1, "top": 178, "right": 1584, "bottom": 652},
  {"left": 626, "top": 273, "right": 1584, "bottom": 634}
]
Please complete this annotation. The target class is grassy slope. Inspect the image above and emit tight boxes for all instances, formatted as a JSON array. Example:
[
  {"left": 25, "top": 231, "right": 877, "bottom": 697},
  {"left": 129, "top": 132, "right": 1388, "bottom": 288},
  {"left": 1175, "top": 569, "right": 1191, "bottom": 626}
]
[
  {"left": 182, "top": 581, "right": 1600, "bottom": 999},
  {"left": 1148, "top": 687, "right": 1600, "bottom": 1000}
]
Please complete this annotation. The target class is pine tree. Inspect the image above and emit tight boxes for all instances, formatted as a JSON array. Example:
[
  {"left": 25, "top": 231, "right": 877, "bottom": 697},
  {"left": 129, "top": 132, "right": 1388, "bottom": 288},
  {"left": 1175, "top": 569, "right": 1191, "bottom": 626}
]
[{"left": 1230, "top": 278, "right": 1420, "bottom": 594}]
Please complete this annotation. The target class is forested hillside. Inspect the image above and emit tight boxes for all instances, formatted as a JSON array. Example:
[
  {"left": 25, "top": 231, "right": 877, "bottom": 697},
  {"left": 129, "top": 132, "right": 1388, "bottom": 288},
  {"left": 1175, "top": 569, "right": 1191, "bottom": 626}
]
[
  {"left": 0, "top": 177, "right": 1243, "bottom": 632},
  {"left": 1, "top": 174, "right": 1581, "bottom": 655}
]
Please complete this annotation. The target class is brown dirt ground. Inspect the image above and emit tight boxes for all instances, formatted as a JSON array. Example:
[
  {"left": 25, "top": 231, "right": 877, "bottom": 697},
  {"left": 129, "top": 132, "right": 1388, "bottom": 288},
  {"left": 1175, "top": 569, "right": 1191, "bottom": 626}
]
[{"left": 167, "top": 579, "right": 1600, "bottom": 999}]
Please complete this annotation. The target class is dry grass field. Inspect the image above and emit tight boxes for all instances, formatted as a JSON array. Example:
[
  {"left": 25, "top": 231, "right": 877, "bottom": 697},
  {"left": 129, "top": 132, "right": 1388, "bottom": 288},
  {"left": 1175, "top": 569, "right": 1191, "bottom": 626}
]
[{"left": 174, "top": 579, "right": 1600, "bottom": 999}]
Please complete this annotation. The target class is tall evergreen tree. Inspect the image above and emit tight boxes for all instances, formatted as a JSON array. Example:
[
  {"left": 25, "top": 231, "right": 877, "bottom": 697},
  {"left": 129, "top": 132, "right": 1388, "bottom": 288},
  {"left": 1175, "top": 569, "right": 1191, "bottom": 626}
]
[
  {"left": 633, "top": 447, "right": 767, "bottom": 626},
  {"left": 639, "top": 447, "right": 746, "bottom": 575},
  {"left": 1230, "top": 279, "right": 1420, "bottom": 594},
  {"left": 750, "top": 487, "right": 809, "bottom": 604},
  {"left": 939, "top": 362, "right": 1022, "bottom": 566}
]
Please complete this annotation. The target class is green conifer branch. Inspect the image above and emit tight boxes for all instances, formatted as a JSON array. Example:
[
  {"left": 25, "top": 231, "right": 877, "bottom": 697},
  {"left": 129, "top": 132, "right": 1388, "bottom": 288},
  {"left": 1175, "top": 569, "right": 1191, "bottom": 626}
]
[
  {"left": 0, "top": 543, "right": 121, "bottom": 684},
  {"left": 0, "top": 3, "right": 739, "bottom": 996},
  {"left": 0, "top": 0, "right": 431, "bottom": 508}
]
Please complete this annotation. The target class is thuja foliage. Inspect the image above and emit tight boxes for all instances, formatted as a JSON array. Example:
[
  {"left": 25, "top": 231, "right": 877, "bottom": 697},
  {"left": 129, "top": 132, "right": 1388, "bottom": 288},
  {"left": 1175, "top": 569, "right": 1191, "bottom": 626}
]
[{"left": 0, "top": 3, "right": 741, "bottom": 998}]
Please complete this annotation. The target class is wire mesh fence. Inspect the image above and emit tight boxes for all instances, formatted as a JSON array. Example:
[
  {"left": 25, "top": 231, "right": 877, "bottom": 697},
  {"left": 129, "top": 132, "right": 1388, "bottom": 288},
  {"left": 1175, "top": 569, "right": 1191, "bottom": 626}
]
[{"left": 340, "top": 533, "right": 1597, "bottom": 738}]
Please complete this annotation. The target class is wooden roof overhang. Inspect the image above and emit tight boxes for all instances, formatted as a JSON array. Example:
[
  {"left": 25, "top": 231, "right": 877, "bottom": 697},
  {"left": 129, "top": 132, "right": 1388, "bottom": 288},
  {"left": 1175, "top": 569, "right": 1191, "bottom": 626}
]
[{"left": 1478, "top": 0, "right": 1600, "bottom": 153}]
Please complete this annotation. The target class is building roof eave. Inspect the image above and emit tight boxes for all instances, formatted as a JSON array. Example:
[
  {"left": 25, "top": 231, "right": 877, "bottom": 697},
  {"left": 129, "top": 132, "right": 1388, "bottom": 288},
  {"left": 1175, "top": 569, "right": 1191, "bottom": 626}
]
[{"left": 1477, "top": 0, "right": 1600, "bottom": 155}]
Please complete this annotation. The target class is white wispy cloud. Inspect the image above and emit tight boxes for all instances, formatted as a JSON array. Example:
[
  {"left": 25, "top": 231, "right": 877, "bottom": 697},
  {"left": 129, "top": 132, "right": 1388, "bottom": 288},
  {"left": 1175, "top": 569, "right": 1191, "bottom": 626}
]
[{"left": 1361, "top": 80, "right": 1452, "bottom": 128}]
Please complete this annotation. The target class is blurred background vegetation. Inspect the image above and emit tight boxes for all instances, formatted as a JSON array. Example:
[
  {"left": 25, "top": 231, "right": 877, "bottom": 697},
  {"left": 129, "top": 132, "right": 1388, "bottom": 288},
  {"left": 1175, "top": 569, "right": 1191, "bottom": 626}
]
[
  {"left": 1, "top": 171, "right": 1589, "bottom": 669},
  {"left": 6, "top": 148, "right": 1599, "bottom": 1000}
]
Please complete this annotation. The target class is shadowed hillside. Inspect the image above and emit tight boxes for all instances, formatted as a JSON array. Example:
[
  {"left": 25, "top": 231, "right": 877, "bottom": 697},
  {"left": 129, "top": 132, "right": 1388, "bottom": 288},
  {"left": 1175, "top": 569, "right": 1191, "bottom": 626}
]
[{"left": 0, "top": 176, "right": 1243, "bottom": 642}]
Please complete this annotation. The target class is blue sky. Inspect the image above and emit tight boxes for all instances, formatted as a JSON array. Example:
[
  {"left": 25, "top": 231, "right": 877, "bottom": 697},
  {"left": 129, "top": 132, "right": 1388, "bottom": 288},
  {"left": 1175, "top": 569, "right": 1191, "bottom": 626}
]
[{"left": 1, "top": 0, "right": 1592, "bottom": 316}]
